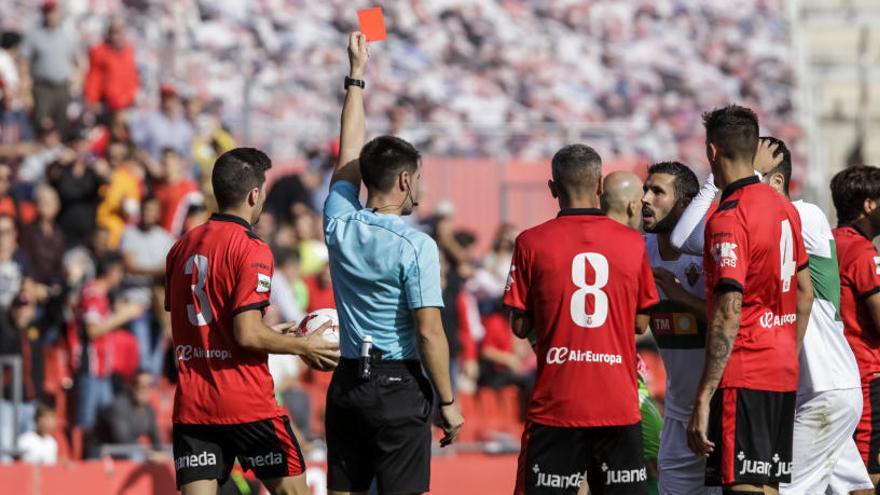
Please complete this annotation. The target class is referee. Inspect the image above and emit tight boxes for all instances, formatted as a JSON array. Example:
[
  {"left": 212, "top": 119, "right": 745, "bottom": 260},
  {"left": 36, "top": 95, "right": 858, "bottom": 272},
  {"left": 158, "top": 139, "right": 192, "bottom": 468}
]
[{"left": 322, "top": 32, "right": 464, "bottom": 495}]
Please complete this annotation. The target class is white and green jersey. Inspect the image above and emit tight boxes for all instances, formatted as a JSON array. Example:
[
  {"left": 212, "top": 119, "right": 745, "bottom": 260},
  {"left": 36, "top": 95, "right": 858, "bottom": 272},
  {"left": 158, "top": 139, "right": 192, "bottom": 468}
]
[
  {"left": 645, "top": 234, "right": 706, "bottom": 422},
  {"left": 794, "top": 200, "right": 861, "bottom": 392}
]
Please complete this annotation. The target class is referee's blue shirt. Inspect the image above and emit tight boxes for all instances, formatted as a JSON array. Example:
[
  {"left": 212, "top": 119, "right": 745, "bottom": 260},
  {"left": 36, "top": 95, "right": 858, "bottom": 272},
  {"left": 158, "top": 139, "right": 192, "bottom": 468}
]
[{"left": 323, "top": 181, "right": 444, "bottom": 360}]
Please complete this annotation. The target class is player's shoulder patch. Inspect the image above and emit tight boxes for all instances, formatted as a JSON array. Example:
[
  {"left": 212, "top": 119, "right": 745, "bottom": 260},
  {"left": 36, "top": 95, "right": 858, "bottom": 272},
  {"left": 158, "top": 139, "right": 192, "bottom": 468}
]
[{"left": 256, "top": 272, "right": 271, "bottom": 293}]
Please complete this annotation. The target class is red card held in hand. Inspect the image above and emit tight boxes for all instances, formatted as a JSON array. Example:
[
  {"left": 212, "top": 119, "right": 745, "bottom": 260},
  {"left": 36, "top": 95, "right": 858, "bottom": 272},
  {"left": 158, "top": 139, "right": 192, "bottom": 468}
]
[{"left": 358, "top": 7, "right": 387, "bottom": 42}]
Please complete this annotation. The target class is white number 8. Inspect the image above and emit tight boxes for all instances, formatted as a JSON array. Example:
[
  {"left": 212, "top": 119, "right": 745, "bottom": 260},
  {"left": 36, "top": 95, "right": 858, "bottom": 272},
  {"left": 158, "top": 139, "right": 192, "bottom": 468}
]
[
  {"left": 185, "top": 254, "right": 214, "bottom": 326},
  {"left": 570, "top": 252, "right": 609, "bottom": 328}
]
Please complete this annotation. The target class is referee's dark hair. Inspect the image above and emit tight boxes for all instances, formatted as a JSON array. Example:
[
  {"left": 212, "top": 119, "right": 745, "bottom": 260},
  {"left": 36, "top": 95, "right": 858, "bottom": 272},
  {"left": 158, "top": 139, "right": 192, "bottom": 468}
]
[
  {"left": 359, "top": 135, "right": 421, "bottom": 192},
  {"left": 760, "top": 136, "right": 793, "bottom": 196},
  {"left": 647, "top": 161, "right": 699, "bottom": 204},
  {"left": 551, "top": 144, "right": 602, "bottom": 198},
  {"left": 831, "top": 165, "right": 880, "bottom": 226},
  {"left": 702, "top": 105, "right": 759, "bottom": 164},
  {"left": 212, "top": 147, "right": 272, "bottom": 210}
]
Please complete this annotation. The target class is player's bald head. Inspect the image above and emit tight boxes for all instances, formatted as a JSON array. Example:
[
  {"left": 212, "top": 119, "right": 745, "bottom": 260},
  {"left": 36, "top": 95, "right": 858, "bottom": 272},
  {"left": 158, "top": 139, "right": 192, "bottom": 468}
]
[
  {"left": 551, "top": 145, "right": 602, "bottom": 199},
  {"left": 601, "top": 171, "right": 643, "bottom": 213}
]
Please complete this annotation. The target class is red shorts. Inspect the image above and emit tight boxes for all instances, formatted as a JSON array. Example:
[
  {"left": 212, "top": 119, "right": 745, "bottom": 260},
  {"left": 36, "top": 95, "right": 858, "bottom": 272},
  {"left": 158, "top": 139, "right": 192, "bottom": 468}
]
[
  {"left": 856, "top": 376, "right": 880, "bottom": 473},
  {"left": 705, "top": 388, "right": 795, "bottom": 486},
  {"left": 172, "top": 415, "right": 305, "bottom": 488}
]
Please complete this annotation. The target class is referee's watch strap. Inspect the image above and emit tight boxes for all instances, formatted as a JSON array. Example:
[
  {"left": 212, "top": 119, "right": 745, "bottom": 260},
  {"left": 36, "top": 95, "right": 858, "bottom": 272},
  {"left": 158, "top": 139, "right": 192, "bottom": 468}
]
[{"left": 344, "top": 76, "right": 365, "bottom": 90}]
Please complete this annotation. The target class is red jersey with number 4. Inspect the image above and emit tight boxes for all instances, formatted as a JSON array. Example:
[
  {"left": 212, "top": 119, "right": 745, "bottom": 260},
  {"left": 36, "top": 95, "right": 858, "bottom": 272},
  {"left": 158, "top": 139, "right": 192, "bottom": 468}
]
[
  {"left": 503, "top": 209, "right": 659, "bottom": 428},
  {"left": 834, "top": 225, "right": 880, "bottom": 382},
  {"left": 165, "top": 213, "right": 281, "bottom": 424},
  {"left": 703, "top": 177, "right": 808, "bottom": 392}
]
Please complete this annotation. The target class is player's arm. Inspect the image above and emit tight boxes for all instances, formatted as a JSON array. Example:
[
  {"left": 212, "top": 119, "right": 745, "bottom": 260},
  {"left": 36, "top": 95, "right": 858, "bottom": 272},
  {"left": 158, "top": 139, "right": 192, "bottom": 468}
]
[
  {"left": 414, "top": 307, "right": 464, "bottom": 446},
  {"left": 233, "top": 310, "right": 340, "bottom": 368},
  {"left": 795, "top": 267, "right": 814, "bottom": 353},
  {"left": 636, "top": 313, "right": 651, "bottom": 335},
  {"left": 331, "top": 32, "right": 369, "bottom": 188},
  {"left": 688, "top": 287, "right": 742, "bottom": 456},
  {"left": 508, "top": 308, "right": 533, "bottom": 340}
]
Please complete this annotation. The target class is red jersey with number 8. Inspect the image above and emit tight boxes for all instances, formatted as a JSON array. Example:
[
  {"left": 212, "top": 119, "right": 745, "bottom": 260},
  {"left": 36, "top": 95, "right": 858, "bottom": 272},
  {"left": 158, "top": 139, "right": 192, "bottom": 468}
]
[
  {"left": 503, "top": 209, "right": 659, "bottom": 428},
  {"left": 165, "top": 213, "right": 281, "bottom": 424},
  {"left": 703, "top": 177, "right": 808, "bottom": 392}
]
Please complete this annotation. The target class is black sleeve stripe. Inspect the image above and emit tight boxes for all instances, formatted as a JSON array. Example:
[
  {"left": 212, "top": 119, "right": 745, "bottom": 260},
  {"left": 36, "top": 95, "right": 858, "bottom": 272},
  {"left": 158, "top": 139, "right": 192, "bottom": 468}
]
[
  {"left": 860, "top": 286, "right": 880, "bottom": 300},
  {"left": 232, "top": 300, "right": 270, "bottom": 316},
  {"left": 798, "top": 261, "right": 810, "bottom": 272},
  {"left": 717, "top": 200, "right": 739, "bottom": 211},
  {"left": 503, "top": 304, "right": 529, "bottom": 316},
  {"left": 637, "top": 304, "right": 659, "bottom": 314},
  {"left": 713, "top": 278, "right": 744, "bottom": 294}
]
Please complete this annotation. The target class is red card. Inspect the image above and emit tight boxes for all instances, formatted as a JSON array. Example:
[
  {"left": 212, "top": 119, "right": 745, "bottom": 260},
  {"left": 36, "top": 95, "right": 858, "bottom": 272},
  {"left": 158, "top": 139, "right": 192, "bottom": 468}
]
[{"left": 358, "top": 7, "right": 387, "bottom": 42}]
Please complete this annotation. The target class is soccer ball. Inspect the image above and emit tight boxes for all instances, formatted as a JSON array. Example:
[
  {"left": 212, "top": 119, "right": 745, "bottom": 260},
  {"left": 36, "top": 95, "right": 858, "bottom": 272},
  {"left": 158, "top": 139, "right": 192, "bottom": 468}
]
[{"left": 295, "top": 308, "right": 340, "bottom": 343}]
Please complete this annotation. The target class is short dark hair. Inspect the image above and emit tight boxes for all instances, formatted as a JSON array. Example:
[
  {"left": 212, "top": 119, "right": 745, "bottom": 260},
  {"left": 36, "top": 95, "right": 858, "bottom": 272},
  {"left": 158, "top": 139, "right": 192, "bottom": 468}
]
[
  {"left": 551, "top": 144, "right": 602, "bottom": 197},
  {"left": 359, "top": 136, "right": 421, "bottom": 192},
  {"left": 212, "top": 148, "right": 272, "bottom": 210},
  {"left": 1, "top": 32, "right": 22, "bottom": 50},
  {"left": 702, "top": 105, "right": 760, "bottom": 163},
  {"left": 831, "top": 165, "right": 880, "bottom": 226},
  {"left": 647, "top": 161, "right": 699, "bottom": 203},
  {"left": 95, "top": 251, "right": 124, "bottom": 278},
  {"left": 760, "top": 136, "right": 792, "bottom": 196},
  {"left": 35, "top": 401, "right": 55, "bottom": 421}
]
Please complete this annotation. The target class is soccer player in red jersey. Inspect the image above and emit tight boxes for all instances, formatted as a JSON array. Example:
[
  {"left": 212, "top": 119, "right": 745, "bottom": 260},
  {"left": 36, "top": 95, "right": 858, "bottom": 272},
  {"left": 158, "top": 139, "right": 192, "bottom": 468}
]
[
  {"left": 505, "top": 144, "right": 660, "bottom": 495},
  {"left": 831, "top": 165, "right": 880, "bottom": 491},
  {"left": 165, "top": 148, "right": 340, "bottom": 495},
  {"left": 686, "top": 105, "right": 813, "bottom": 494}
]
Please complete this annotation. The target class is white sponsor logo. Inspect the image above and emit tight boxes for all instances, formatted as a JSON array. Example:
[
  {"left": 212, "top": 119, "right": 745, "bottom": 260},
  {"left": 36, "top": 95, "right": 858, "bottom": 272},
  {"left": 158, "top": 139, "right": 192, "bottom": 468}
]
[
  {"left": 601, "top": 463, "right": 647, "bottom": 485},
  {"left": 505, "top": 266, "right": 516, "bottom": 293},
  {"left": 712, "top": 242, "right": 738, "bottom": 268},
  {"left": 176, "top": 345, "right": 232, "bottom": 362},
  {"left": 532, "top": 464, "right": 584, "bottom": 489},
  {"left": 257, "top": 273, "right": 271, "bottom": 293},
  {"left": 242, "top": 451, "right": 283, "bottom": 468},
  {"left": 737, "top": 451, "right": 791, "bottom": 478},
  {"left": 874, "top": 256, "right": 880, "bottom": 275},
  {"left": 175, "top": 451, "right": 217, "bottom": 471},
  {"left": 758, "top": 312, "right": 797, "bottom": 329},
  {"left": 545, "top": 347, "right": 622, "bottom": 366}
]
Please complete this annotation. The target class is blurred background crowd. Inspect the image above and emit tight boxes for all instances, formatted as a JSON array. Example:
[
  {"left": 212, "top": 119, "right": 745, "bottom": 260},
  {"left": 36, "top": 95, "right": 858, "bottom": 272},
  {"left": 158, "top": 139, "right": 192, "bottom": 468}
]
[{"left": 0, "top": 0, "right": 794, "bottom": 473}]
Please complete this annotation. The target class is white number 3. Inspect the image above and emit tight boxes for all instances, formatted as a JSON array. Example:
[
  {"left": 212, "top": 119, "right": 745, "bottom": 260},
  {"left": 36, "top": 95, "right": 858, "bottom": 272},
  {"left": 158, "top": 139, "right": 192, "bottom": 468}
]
[
  {"left": 780, "top": 220, "right": 796, "bottom": 293},
  {"left": 570, "top": 253, "right": 609, "bottom": 328},
  {"left": 185, "top": 254, "right": 214, "bottom": 326}
]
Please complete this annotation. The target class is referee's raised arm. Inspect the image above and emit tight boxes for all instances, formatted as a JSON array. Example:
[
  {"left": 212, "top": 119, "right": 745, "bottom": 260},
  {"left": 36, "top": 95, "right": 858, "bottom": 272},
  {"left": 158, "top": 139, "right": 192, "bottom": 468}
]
[{"left": 332, "top": 31, "right": 368, "bottom": 188}]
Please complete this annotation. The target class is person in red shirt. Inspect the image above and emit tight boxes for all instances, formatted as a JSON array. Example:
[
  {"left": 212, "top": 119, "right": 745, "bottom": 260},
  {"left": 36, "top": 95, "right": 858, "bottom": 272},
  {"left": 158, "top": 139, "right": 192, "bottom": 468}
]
[
  {"left": 831, "top": 165, "right": 880, "bottom": 488},
  {"left": 84, "top": 19, "right": 138, "bottom": 113},
  {"left": 73, "top": 252, "right": 144, "bottom": 429},
  {"left": 165, "top": 148, "right": 339, "bottom": 495},
  {"left": 687, "top": 106, "right": 813, "bottom": 492},
  {"left": 154, "top": 148, "right": 202, "bottom": 237},
  {"left": 304, "top": 264, "right": 334, "bottom": 313},
  {"left": 505, "top": 144, "right": 659, "bottom": 495}
]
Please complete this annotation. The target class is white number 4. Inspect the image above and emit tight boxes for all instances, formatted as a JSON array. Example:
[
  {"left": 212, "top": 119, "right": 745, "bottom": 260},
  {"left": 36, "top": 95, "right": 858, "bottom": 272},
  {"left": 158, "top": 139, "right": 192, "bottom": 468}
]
[
  {"left": 570, "top": 253, "right": 609, "bottom": 328},
  {"left": 780, "top": 220, "right": 796, "bottom": 293}
]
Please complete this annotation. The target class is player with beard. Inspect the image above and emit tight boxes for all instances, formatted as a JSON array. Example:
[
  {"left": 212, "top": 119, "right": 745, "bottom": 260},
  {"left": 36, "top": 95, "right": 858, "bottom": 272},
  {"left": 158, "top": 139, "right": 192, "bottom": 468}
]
[{"left": 640, "top": 162, "right": 719, "bottom": 495}]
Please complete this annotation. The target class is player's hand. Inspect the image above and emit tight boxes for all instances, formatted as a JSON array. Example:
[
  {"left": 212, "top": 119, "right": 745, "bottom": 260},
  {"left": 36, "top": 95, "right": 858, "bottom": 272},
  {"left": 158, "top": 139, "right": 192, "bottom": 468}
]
[
  {"left": 652, "top": 268, "right": 687, "bottom": 303},
  {"left": 439, "top": 402, "right": 464, "bottom": 448},
  {"left": 753, "top": 138, "right": 782, "bottom": 175},
  {"left": 297, "top": 321, "right": 341, "bottom": 371},
  {"left": 271, "top": 321, "right": 298, "bottom": 334},
  {"left": 348, "top": 31, "right": 369, "bottom": 79},
  {"left": 686, "top": 399, "right": 715, "bottom": 457}
]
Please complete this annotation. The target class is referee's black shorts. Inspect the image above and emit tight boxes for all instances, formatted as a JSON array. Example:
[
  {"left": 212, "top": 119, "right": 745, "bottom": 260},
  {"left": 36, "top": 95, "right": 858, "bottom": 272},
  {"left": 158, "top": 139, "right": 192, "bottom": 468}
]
[{"left": 326, "top": 358, "right": 434, "bottom": 494}]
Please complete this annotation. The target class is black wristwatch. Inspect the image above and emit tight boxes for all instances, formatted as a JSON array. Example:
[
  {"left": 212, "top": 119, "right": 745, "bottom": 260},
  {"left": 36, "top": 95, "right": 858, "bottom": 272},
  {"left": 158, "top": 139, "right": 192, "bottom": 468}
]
[{"left": 344, "top": 76, "right": 365, "bottom": 90}]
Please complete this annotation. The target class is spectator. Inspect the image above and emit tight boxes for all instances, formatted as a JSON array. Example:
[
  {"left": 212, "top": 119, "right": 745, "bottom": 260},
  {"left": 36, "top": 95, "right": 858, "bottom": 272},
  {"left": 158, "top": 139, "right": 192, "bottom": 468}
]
[
  {"left": 93, "top": 370, "right": 164, "bottom": 460},
  {"left": 130, "top": 85, "right": 192, "bottom": 161},
  {"left": 0, "top": 215, "right": 31, "bottom": 312},
  {"left": 0, "top": 163, "right": 35, "bottom": 225},
  {"left": 270, "top": 247, "right": 307, "bottom": 323},
  {"left": 72, "top": 252, "right": 143, "bottom": 429},
  {"left": 119, "top": 197, "right": 174, "bottom": 376},
  {"left": 47, "top": 133, "right": 106, "bottom": 247},
  {"left": 265, "top": 168, "right": 319, "bottom": 223},
  {"left": 293, "top": 208, "right": 328, "bottom": 277},
  {"left": 469, "top": 223, "right": 518, "bottom": 309},
  {"left": 20, "top": 1, "right": 80, "bottom": 132},
  {"left": 17, "top": 402, "right": 58, "bottom": 465},
  {"left": 304, "top": 263, "right": 334, "bottom": 313},
  {"left": 0, "top": 31, "right": 30, "bottom": 145},
  {"left": 19, "top": 185, "right": 64, "bottom": 288},
  {"left": 84, "top": 18, "right": 139, "bottom": 114},
  {"left": 478, "top": 312, "right": 536, "bottom": 420},
  {"left": 95, "top": 140, "right": 142, "bottom": 249},
  {"left": 18, "top": 122, "right": 62, "bottom": 191},
  {"left": 153, "top": 148, "right": 202, "bottom": 237},
  {"left": 0, "top": 295, "right": 44, "bottom": 457}
]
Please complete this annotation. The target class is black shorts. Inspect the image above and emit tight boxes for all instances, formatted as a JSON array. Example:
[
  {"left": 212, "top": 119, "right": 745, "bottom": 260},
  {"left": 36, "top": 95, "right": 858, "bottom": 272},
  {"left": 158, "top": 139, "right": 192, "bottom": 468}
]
[
  {"left": 856, "top": 375, "right": 880, "bottom": 473},
  {"left": 172, "top": 415, "right": 305, "bottom": 489},
  {"left": 705, "top": 388, "right": 795, "bottom": 486},
  {"left": 514, "top": 421, "right": 647, "bottom": 495},
  {"left": 326, "top": 358, "right": 433, "bottom": 494}
]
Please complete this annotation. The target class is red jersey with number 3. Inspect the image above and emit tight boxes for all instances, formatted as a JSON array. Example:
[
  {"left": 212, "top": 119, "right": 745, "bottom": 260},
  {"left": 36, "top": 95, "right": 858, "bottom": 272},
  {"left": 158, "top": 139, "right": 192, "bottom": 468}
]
[
  {"left": 703, "top": 177, "right": 808, "bottom": 392},
  {"left": 165, "top": 213, "right": 281, "bottom": 424},
  {"left": 834, "top": 225, "right": 880, "bottom": 382},
  {"left": 503, "top": 209, "right": 659, "bottom": 428}
]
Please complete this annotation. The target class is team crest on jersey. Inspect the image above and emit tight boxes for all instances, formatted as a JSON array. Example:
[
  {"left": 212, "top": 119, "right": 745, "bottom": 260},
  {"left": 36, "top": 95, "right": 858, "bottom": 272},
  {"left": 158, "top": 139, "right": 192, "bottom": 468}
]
[
  {"left": 685, "top": 263, "right": 700, "bottom": 286},
  {"left": 256, "top": 273, "right": 271, "bottom": 293}
]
